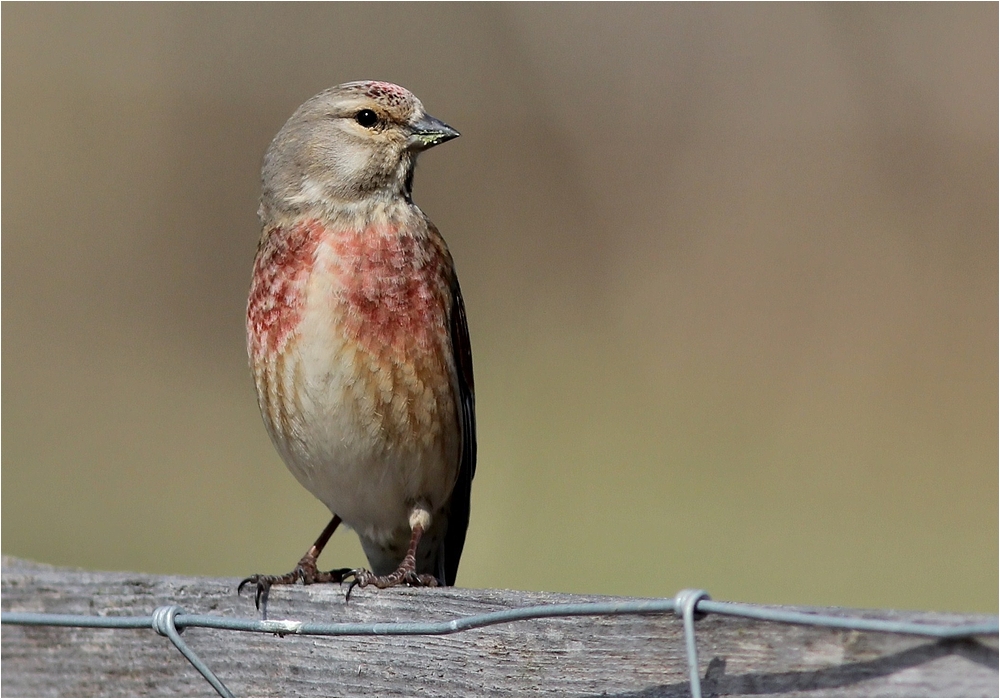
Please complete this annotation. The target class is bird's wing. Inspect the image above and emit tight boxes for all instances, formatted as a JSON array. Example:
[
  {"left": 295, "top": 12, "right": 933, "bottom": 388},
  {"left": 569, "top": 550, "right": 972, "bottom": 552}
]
[{"left": 441, "top": 271, "right": 476, "bottom": 586}]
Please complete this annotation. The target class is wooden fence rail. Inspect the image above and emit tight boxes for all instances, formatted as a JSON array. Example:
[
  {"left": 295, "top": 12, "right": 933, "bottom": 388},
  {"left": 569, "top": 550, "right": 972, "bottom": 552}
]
[{"left": 2, "top": 556, "right": 997, "bottom": 697}]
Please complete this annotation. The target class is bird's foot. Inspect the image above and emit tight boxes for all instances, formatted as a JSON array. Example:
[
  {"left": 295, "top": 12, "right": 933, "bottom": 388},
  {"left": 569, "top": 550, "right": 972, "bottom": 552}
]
[
  {"left": 238, "top": 554, "right": 352, "bottom": 611},
  {"left": 344, "top": 566, "right": 438, "bottom": 600}
]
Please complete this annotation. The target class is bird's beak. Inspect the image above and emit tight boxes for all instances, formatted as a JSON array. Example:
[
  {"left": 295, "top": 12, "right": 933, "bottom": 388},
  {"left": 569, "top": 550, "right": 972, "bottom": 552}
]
[{"left": 408, "top": 113, "right": 460, "bottom": 151}]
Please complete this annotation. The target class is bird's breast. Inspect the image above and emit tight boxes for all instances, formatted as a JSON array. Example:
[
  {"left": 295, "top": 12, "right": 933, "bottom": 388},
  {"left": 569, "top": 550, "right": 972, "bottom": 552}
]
[
  {"left": 247, "top": 218, "right": 460, "bottom": 533},
  {"left": 318, "top": 222, "right": 457, "bottom": 455},
  {"left": 247, "top": 218, "right": 452, "bottom": 366},
  {"left": 247, "top": 219, "right": 322, "bottom": 358},
  {"left": 329, "top": 223, "right": 450, "bottom": 355}
]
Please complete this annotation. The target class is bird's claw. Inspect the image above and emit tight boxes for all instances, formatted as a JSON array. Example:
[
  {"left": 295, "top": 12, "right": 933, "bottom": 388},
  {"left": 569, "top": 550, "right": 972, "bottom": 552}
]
[
  {"left": 238, "top": 559, "right": 353, "bottom": 611},
  {"left": 237, "top": 573, "right": 276, "bottom": 611},
  {"left": 343, "top": 567, "right": 438, "bottom": 601}
]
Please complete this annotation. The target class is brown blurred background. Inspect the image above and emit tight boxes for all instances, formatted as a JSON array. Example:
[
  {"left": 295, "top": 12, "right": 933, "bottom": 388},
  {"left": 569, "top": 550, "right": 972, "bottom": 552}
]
[{"left": 3, "top": 4, "right": 997, "bottom": 612}]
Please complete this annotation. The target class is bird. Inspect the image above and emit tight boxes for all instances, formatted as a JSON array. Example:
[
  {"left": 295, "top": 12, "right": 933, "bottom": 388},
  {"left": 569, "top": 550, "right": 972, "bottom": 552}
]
[{"left": 239, "top": 81, "right": 475, "bottom": 608}]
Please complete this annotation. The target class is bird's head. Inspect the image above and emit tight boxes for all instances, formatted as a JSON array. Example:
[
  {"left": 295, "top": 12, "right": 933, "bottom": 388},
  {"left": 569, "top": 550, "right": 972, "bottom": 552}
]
[{"left": 260, "top": 81, "right": 459, "bottom": 220}]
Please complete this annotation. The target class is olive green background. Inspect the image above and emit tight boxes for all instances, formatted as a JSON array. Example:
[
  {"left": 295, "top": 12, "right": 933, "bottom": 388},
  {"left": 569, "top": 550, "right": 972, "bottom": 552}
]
[{"left": 3, "top": 3, "right": 997, "bottom": 612}]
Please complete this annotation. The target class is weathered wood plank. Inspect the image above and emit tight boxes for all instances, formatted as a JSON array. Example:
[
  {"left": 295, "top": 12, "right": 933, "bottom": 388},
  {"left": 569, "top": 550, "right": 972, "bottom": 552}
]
[{"left": 2, "top": 557, "right": 996, "bottom": 697}]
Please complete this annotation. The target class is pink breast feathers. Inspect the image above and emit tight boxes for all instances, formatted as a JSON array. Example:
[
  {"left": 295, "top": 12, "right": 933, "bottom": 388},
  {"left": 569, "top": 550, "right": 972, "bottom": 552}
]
[
  {"left": 247, "top": 220, "right": 323, "bottom": 357},
  {"left": 333, "top": 226, "right": 449, "bottom": 356}
]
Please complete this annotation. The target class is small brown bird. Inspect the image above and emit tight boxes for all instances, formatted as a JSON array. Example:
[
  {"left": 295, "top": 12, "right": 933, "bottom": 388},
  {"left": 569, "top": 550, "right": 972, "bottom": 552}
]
[{"left": 240, "top": 81, "right": 475, "bottom": 606}]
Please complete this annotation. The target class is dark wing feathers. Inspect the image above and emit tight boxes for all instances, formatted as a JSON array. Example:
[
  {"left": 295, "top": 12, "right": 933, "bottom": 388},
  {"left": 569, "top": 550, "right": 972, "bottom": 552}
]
[{"left": 441, "top": 272, "right": 476, "bottom": 586}]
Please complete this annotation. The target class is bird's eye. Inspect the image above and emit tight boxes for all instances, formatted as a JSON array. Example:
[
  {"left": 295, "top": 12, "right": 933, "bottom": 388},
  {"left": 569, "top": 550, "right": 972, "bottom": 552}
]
[{"left": 355, "top": 109, "right": 379, "bottom": 128}]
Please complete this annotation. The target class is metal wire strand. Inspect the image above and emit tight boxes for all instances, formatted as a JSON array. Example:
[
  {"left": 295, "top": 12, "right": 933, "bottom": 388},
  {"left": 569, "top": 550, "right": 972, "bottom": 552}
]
[
  {"left": 151, "top": 606, "right": 233, "bottom": 698},
  {"left": 674, "top": 589, "right": 711, "bottom": 698}
]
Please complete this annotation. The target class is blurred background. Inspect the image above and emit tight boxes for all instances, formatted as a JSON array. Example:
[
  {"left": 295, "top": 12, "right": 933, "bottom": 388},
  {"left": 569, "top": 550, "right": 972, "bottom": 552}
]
[{"left": 3, "top": 4, "right": 996, "bottom": 613}]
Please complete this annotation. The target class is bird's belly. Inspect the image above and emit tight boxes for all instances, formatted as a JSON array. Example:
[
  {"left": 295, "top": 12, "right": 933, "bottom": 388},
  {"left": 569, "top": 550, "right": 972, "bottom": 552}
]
[{"left": 252, "top": 238, "right": 460, "bottom": 545}]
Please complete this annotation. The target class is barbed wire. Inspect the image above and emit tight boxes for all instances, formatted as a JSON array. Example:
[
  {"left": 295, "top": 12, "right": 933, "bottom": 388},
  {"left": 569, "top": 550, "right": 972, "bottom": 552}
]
[{"left": 4, "top": 588, "right": 996, "bottom": 698}]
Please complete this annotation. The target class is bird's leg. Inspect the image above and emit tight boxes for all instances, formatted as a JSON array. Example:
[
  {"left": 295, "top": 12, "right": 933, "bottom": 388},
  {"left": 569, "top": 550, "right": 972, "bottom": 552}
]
[
  {"left": 238, "top": 515, "right": 352, "bottom": 611},
  {"left": 346, "top": 507, "right": 439, "bottom": 600}
]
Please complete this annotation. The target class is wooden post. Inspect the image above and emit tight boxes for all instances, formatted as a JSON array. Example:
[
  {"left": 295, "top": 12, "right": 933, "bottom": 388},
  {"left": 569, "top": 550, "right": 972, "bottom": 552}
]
[{"left": 2, "top": 556, "right": 996, "bottom": 697}]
